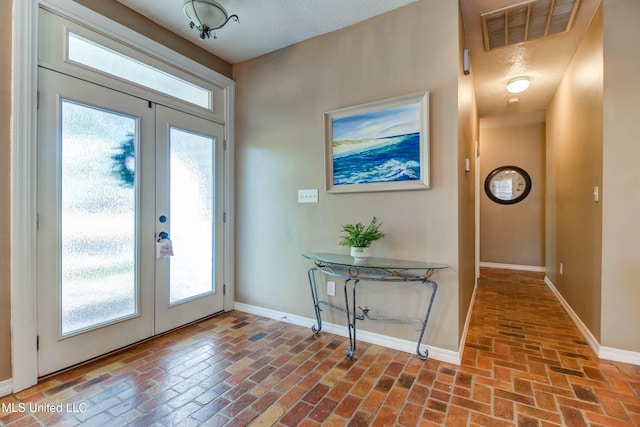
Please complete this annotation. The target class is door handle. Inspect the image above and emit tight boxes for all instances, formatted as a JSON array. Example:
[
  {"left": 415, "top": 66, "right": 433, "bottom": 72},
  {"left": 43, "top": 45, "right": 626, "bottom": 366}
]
[{"left": 158, "top": 216, "right": 169, "bottom": 239}]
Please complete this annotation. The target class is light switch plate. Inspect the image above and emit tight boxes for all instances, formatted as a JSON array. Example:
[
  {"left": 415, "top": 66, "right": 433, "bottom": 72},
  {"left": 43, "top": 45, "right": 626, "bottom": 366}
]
[{"left": 298, "top": 189, "right": 318, "bottom": 203}]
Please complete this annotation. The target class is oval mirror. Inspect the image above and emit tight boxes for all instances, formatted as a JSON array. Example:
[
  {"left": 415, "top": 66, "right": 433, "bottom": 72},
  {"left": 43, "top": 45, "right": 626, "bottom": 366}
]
[{"left": 484, "top": 165, "right": 532, "bottom": 205}]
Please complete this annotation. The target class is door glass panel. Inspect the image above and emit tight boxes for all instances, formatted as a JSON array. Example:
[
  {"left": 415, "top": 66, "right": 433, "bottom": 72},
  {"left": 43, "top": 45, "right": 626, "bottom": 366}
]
[
  {"left": 169, "top": 127, "right": 215, "bottom": 304},
  {"left": 61, "top": 100, "right": 137, "bottom": 335}
]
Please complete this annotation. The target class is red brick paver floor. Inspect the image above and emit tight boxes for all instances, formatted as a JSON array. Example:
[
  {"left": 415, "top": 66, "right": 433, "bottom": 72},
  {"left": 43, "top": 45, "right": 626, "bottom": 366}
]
[{"left": 1, "top": 268, "right": 639, "bottom": 425}]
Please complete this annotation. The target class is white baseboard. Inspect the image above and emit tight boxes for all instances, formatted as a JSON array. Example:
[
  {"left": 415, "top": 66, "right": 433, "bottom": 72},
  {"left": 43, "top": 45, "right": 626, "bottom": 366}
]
[
  {"left": 545, "top": 276, "right": 640, "bottom": 365},
  {"left": 458, "top": 283, "right": 478, "bottom": 357},
  {"left": 480, "top": 262, "right": 546, "bottom": 273},
  {"left": 0, "top": 378, "right": 12, "bottom": 397},
  {"left": 599, "top": 346, "right": 640, "bottom": 366},
  {"left": 544, "top": 276, "right": 600, "bottom": 355},
  {"left": 234, "top": 302, "right": 461, "bottom": 365}
]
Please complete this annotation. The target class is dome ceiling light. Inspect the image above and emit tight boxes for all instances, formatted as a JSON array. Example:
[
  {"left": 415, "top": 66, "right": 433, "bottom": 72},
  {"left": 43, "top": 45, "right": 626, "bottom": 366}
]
[
  {"left": 183, "top": 0, "right": 239, "bottom": 40},
  {"left": 506, "top": 76, "right": 531, "bottom": 94}
]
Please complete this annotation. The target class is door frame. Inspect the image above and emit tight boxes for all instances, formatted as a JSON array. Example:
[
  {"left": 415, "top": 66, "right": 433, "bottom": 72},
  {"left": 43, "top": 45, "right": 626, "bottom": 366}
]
[{"left": 11, "top": 0, "right": 236, "bottom": 392}]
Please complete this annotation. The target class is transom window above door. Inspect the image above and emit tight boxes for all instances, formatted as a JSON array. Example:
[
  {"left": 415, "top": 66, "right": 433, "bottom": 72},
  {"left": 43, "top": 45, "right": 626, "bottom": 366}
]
[
  {"left": 67, "top": 32, "right": 212, "bottom": 110},
  {"left": 38, "top": 7, "right": 226, "bottom": 123}
]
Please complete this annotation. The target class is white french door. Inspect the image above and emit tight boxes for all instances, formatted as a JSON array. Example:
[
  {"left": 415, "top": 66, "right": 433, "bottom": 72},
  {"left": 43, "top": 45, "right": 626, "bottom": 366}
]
[
  {"left": 154, "top": 105, "right": 225, "bottom": 334},
  {"left": 37, "top": 69, "right": 224, "bottom": 376}
]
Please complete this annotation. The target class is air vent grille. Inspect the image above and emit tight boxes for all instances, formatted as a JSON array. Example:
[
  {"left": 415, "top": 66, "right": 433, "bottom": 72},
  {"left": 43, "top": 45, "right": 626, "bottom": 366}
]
[{"left": 481, "top": 0, "right": 581, "bottom": 51}]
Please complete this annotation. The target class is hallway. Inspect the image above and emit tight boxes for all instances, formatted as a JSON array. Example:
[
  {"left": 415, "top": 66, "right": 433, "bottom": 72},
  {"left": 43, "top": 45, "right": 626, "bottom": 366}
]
[{"left": 1, "top": 268, "right": 639, "bottom": 426}]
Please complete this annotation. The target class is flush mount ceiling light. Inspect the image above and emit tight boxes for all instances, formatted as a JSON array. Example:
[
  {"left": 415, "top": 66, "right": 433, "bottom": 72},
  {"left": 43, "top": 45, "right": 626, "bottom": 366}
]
[
  {"left": 506, "top": 76, "right": 531, "bottom": 94},
  {"left": 183, "top": 0, "right": 239, "bottom": 40}
]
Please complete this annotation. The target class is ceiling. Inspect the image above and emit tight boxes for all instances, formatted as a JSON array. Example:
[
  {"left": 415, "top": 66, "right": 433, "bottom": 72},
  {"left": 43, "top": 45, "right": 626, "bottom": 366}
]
[
  {"left": 460, "top": 0, "right": 601, "bottom": 119},
  {"left": 115, "top": 0, "right": 601, "bottom": 118},
  {"left": 114, "top": 0, "right": 419, "bottom": 64}
]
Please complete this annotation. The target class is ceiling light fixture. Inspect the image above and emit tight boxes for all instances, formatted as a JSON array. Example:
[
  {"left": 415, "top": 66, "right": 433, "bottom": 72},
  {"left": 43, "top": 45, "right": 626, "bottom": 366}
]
[
  {"left": 506, "top": 76, "right": 531, "bottom": 94},
  {"left": 183, "top": 0, "right": 239, "bottom": 40}
]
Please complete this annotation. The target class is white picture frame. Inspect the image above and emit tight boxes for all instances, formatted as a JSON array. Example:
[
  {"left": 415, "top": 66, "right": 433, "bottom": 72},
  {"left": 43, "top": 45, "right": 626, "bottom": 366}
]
[{"left": 324, "top": 92, "right": 430, "bottom": 194}]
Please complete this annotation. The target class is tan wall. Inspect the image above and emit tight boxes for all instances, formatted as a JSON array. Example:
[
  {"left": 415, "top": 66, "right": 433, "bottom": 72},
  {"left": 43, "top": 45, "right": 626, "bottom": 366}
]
[
  {"left": 457, "top": 9, "right": 478, "bottom": 341},
  {"left": 480, "top": 124, "right": 546, "bottom": 267},
  {"left": 546, "top": 5, "right": 603, "bottom": 340},
  {"left": 601, "top": 0, "right": 640, "bottom": 351},
  {"left": 0, "top": 0, "right": 13, "bottom": 382},
  {"left": 233, "top": 1, "right": 463, "bottom": 351}
]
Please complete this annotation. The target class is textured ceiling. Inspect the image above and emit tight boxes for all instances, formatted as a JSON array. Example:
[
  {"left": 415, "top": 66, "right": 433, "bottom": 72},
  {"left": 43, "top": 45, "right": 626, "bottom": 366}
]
[
  {"left": 115, "top": 0, "right": 418, "bottom": 64},
  {"left": 460, "top": 0, "right": 601, "bottom": 119},
  {"left": 114, "top": 0, "right": 601, "bottom": 118}
]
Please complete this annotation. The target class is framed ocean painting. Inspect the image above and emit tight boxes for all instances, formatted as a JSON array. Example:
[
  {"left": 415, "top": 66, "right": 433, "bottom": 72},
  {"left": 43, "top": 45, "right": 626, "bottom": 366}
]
[{"left": 324, "top": 92, "right": 430, "bottom": 193}]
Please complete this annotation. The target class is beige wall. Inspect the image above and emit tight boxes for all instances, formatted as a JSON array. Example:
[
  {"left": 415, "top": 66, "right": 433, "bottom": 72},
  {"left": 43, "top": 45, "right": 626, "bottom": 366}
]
[
  {"left": 601, "top": 0, "right": 640, "bottom": 352},
  {"left": 547, "top": 0, "right": 640, "bottom": 353},
  {"left": 546, "top": 5, "right": 603, "bottom": 340},
  {"left": 1, "top": 1, "right": 13, "bottom": 382},
  {"left": 481, "top": 124, "right": 546, "bottom": 267},
  {"left": 457, "top": 9, "right": 478, "bottom": 341},
  {"left": 234, "top": 1, "right": 464, "bottom": 351}
]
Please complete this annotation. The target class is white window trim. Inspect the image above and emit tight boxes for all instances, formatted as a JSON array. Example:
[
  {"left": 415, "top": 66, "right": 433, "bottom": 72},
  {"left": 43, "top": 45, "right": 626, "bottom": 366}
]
[{"left": 11, "top": 0, "right": 235, "bottom": 392}]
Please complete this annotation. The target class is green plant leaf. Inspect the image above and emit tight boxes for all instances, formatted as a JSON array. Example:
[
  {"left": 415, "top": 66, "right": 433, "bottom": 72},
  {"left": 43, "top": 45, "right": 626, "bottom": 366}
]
[{"left": 338, "top": 216, "right": 385, "bottom": 247}]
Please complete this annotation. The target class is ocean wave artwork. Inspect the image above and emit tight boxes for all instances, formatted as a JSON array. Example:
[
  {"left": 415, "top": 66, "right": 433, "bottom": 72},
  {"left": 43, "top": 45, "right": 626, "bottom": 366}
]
[
  {"left": 333, "top": 133, "right": 420, "bottom": 185},
  {"left": 331, "top": 101, "right": 422, "bottom": 186}
]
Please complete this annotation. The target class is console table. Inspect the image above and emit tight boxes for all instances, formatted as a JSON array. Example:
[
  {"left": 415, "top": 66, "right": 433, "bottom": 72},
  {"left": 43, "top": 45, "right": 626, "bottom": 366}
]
[{"left": 303, "top": 252, "right": 447, "bottom": 360}]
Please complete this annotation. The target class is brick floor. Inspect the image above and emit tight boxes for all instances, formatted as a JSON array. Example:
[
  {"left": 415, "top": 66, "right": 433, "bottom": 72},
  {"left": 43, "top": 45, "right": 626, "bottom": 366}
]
[{"left": 1, "top": 268, "right": 639, "bottom": 426}]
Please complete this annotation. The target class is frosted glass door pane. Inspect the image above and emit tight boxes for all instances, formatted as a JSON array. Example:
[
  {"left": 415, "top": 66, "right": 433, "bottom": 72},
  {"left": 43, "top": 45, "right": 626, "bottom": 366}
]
[
  {"left": 61, "top": 100, "right": 137, "bottom": 335},
  {"left": 169, "top": 128, "right": 215, "bottom": 304}
]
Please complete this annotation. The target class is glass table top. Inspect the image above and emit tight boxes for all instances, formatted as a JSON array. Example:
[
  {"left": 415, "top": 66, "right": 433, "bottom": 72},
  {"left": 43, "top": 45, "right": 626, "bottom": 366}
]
[{"left": 303, "top": 252, "right": 448, "bottom": 271}]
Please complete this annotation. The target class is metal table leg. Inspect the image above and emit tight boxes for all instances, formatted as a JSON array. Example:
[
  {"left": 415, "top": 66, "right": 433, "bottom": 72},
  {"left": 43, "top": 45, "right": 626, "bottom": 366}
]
[
  {"left": 415, "top": 280, "right": 437, "bottom": 360},
  {"left": 343, "top": 278, "right": 359, "bottom": 359},
  {"left": 308, "top": 268, "right": 323, "bottom": 334},
  {"left": 306, "top": 262, "right": 440, "bottom": 361}
]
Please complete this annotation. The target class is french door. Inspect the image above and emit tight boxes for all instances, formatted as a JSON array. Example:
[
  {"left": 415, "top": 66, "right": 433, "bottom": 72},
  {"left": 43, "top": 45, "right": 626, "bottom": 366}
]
[
  {"left": 154, "top": 105, "right": 225, "bottom": 334},
  {"left": 37, "top": 69, "right": 224, "bottom": 375}
]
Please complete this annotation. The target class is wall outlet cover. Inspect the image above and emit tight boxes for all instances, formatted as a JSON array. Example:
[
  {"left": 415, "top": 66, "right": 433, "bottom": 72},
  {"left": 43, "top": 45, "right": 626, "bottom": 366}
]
[{"left": 327, "top": 281, "right": 336, "bottom": 296}]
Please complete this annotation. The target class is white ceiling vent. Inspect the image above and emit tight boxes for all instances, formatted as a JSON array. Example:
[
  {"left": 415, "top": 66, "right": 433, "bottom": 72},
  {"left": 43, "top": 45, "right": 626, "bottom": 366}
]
[{"left": 481, "top": 0, "right": 581, "bottom": 51}]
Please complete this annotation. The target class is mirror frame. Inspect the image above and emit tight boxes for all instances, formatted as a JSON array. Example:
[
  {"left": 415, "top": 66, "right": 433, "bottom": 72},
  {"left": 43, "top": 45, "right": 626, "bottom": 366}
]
[{"left": 484, "top": 165, "right": 532, "bottom": 205}]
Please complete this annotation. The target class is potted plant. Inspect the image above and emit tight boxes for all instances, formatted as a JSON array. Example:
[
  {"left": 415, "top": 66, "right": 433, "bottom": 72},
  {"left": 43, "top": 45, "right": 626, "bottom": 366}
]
[{"left": 339, "top": 217, "right": 385, "bottom": 262}]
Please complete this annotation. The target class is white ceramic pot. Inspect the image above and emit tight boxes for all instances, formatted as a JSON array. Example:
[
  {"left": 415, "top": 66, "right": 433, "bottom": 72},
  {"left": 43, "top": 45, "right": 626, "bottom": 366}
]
[{"left": 350, "top": 246, "right": 371, "bottom": 263}]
